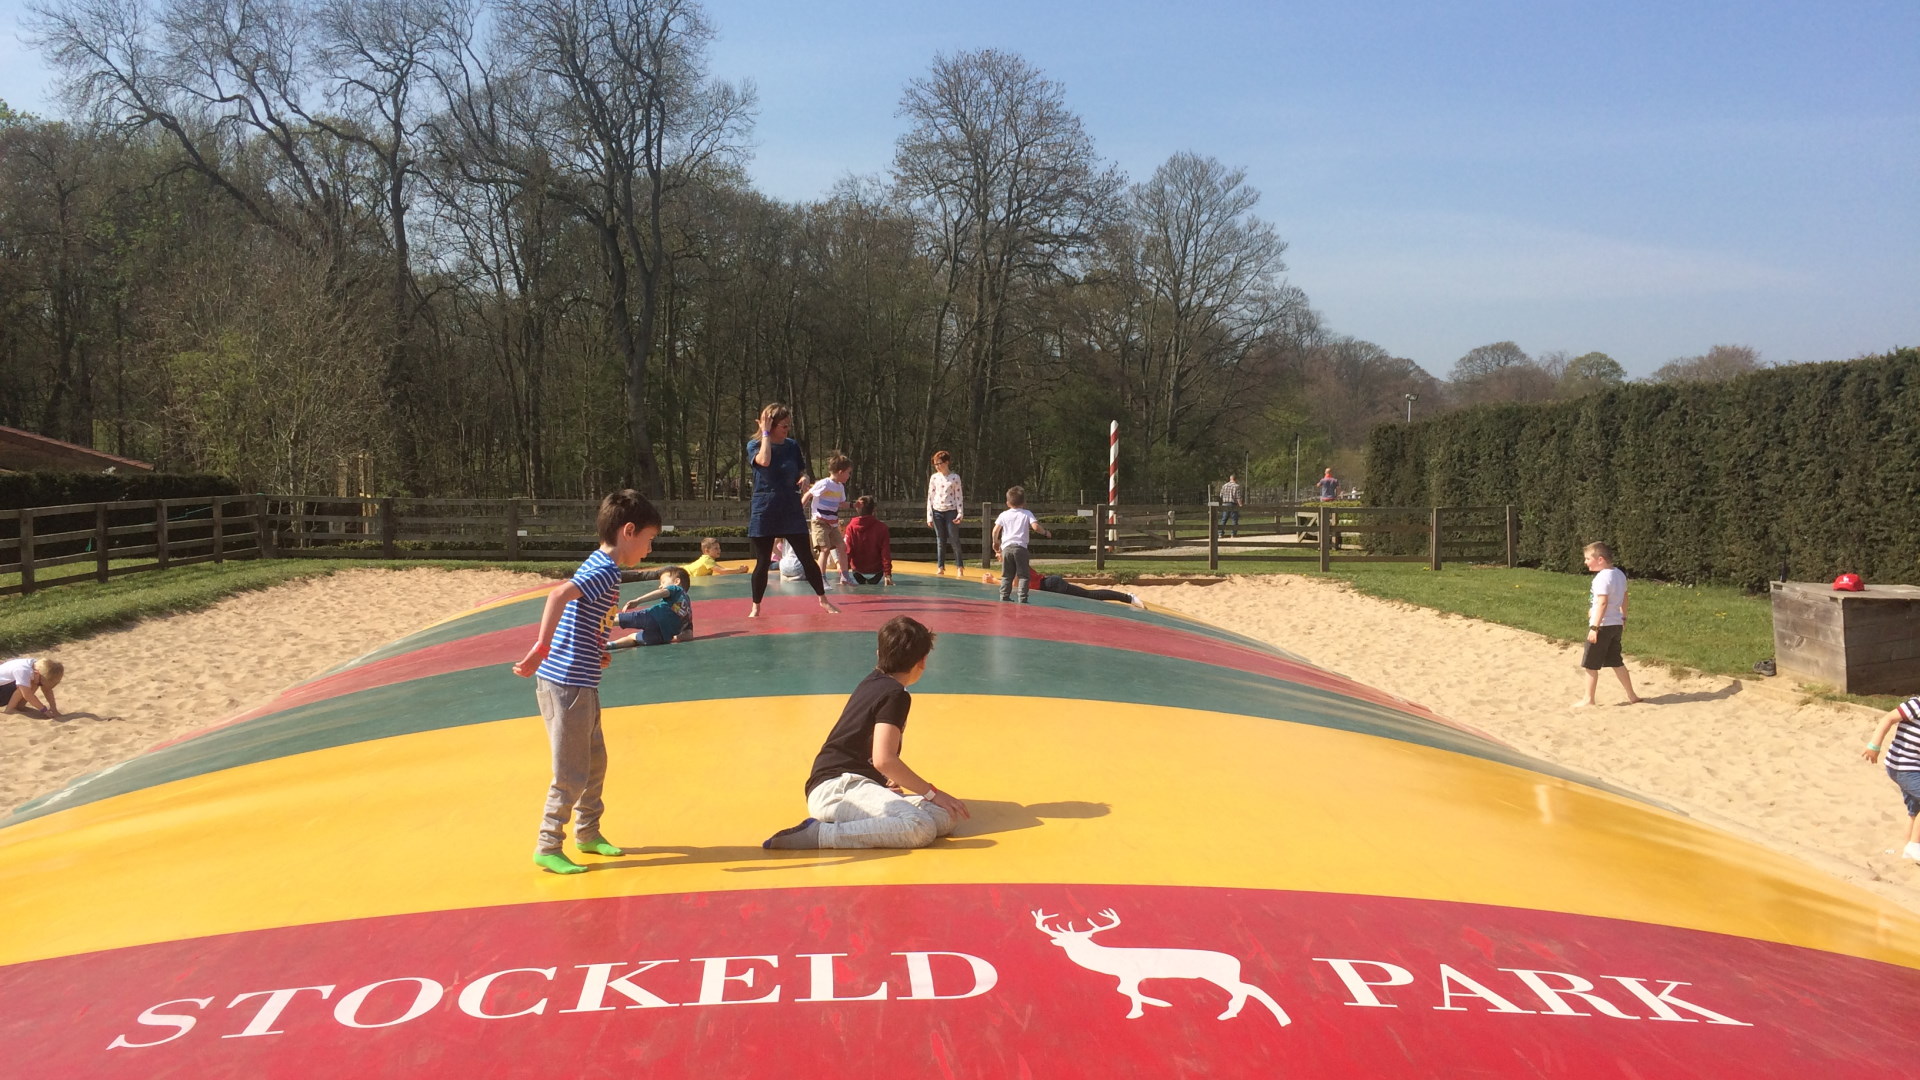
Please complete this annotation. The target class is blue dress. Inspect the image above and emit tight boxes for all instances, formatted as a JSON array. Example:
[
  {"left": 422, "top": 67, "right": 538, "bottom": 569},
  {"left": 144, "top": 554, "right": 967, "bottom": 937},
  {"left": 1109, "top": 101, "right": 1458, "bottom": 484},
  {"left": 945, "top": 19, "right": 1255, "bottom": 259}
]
[{"left": 747, "top": 437, "right": 809, "bottom": 537}]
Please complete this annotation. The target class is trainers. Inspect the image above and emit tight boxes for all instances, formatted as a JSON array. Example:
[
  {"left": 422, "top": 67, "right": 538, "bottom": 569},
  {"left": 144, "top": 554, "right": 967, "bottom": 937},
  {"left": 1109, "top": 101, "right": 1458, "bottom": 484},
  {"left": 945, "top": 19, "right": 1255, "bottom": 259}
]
[
  {"left": 1129, "top": 593, "right": 1146, "bottom": 610},
  {"left": 764, "top": 818, "right": 821, "bottom": 850},
  {"left": 1904, "top": 842, "right": 1920, "bottom": 862}
]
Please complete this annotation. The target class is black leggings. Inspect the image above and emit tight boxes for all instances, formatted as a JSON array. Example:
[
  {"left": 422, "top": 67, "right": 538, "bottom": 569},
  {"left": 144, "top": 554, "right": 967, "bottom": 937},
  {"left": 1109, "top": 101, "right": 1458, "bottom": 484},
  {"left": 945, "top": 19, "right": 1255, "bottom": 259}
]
[
  {"left": 1042, "top": 575, "right": 1131, "bottom": 603},
  {"left": 750, "top": 534, "right": 825, "bottom": 604}
]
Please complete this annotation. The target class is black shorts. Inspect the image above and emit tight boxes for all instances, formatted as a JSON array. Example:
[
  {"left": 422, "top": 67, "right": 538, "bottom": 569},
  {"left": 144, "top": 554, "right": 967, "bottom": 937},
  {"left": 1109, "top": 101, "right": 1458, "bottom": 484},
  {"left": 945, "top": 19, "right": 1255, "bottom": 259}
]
[{"left": 1581, "top": 625, "right": 1625, "bottom": 669}]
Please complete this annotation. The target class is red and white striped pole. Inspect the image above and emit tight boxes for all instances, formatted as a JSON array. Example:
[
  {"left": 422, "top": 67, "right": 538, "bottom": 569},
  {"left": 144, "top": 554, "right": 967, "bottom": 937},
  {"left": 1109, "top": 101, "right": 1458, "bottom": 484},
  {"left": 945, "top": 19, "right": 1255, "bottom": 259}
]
[
  {"left": 1107, "top": 421, "right": 1118, "bottom": 552},
  {"left": 1108, "top": 421, "right": 1118, "bottom": 508}
]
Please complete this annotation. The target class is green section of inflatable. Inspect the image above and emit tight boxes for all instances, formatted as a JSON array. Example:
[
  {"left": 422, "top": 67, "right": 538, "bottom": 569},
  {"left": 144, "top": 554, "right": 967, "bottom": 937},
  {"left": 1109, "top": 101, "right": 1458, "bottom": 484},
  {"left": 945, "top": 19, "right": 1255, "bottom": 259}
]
[{"left": 8, "top": 625, "right": 1638, "bottom": 828}]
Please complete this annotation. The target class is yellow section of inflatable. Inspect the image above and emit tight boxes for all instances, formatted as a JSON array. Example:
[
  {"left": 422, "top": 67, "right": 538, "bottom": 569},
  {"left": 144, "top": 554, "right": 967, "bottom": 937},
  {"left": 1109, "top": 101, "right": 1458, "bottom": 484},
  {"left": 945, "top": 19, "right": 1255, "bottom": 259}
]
[{"left": 4, "top": 693, "right": 1917, "bottom": 970}]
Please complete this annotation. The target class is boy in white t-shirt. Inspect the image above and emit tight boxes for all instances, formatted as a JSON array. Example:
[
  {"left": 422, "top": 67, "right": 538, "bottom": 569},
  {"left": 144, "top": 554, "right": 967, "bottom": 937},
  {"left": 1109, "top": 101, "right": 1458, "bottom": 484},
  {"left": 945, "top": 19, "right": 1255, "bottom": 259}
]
[
  {"left": 0, "top": 657, "right": 63, "bottom": 718},
  {"left": 991, "top": 486, "right": 1052, "bottom": 603},
  {"left": 803, "top": 454, "right": 855, "bottom": 587},
  {"left": 1575, "top": 541, "right": 1641, "bottom": 707}
]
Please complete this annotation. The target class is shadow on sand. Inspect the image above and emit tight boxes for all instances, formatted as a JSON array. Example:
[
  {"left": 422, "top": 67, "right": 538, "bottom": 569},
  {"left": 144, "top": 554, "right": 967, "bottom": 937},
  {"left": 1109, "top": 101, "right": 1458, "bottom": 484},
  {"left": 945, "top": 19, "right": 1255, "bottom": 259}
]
[{"left": 1637, "top": 683, "right": 1742, "bottom": 705}]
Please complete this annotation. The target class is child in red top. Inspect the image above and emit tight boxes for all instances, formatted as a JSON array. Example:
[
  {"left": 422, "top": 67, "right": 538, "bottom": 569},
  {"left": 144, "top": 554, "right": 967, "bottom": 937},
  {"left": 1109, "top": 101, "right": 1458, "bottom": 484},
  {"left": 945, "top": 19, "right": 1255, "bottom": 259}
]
[{"left": 842, "top": 496, "right": 893, "bottom": 586}]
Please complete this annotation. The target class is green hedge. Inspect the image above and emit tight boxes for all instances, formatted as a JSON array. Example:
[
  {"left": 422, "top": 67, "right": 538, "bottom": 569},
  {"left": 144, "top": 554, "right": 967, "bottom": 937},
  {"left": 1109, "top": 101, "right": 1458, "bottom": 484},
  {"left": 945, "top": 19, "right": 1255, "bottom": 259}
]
[
  {"left": 0, "top": 472, "right": 241, "bottom": 510},
  {"left": 1364, "top": 347, "right": 1920, "bottom": 588}
]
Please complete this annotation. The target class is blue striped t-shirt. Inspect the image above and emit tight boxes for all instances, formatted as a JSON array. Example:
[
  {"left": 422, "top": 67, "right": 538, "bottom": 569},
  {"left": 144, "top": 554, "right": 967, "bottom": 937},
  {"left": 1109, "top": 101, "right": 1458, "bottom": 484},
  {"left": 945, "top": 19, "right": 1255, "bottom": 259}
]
[
  {"left": 1888, "top": 697, "right": 1920, "bottom": 773},
  {"left": 535, "top": 549, "right": 624, "bottom": 688}
]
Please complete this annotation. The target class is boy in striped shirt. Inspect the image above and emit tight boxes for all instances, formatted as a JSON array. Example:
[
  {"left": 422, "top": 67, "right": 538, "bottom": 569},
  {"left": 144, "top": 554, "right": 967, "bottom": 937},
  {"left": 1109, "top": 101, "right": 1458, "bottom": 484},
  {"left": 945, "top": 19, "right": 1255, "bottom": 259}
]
[
  {"left": 1862, "top": 696, "right": 1920, "bottom": 862},
  {"left": 804, "top": 455, "right": 855, "bottom": 587},
  {"left": 512, "top": 490, "right": 662, "bottom": 875}
]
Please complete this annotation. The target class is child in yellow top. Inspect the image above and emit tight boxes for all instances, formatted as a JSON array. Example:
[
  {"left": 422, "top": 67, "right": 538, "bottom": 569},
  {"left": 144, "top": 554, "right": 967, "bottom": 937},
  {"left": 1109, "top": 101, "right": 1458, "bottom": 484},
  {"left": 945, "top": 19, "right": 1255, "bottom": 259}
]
[
  {"left": 683, "top": 536, "right": 748, "bottom": 576},
  {"left": 632, "top": 536, "right": 748, "bottom": 581}
]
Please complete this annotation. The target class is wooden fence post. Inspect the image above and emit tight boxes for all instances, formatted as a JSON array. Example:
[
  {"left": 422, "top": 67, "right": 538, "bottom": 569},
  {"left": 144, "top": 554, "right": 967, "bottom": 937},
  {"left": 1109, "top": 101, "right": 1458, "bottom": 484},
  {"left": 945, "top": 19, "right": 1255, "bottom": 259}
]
[
  {"left": 505, "top": 499, "right": 522, "bottom": 561},
  {"left": 211, "top": 497, "right": 225, "bottom": 564},
  {"left": 1094, "top": 503, "right": 1107, "bottom": 572},
  {"left": 1317, "top": 503, "right": 1330, "bottom": 572},
  {"left": 154, "top": 500, "right": 170, "bottom": 570},
  {"left": 18, "top": 507, "right": 35, "bottom": 595},
  {"left": 1207, "top": 503, "right": 1219, "bottom": 572},
  {"left": 380, "top": 498, "right": 397, "bottom": 558},
  {"left": 95, "top": 503, "right": 110, "bottom": 582},
  {"left": 1505, "top": 504, "right": 1518, "bottom": 568},
  {"left": 255, "top": 494, "right": 274, "bottom": 558},
  {"left": 1430, "top": 507, "right": 1443, "bottom": 572}
]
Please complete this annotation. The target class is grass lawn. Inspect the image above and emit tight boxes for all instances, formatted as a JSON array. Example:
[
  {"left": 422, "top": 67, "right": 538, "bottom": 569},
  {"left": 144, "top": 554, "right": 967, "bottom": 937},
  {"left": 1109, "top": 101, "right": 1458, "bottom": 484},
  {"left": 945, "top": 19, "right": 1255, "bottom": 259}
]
[
  {"left": 0, "top": 558, "right": 572, "bottom": 655},
  {"left": 1043, "top": 556, "right": 1902, "bottom": 711}
]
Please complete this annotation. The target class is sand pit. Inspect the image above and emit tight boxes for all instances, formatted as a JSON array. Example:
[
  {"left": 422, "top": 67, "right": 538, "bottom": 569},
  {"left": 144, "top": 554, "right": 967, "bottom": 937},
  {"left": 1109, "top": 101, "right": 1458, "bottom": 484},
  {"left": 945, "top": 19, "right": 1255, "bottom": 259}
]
[
  {"left": 0, "top": 568, "right": 550, "bottom": 815},
  {"left": 1133, "top": 575, "right": 1920, "bottom": 916},
  {"left": 4, "top": 567, "right": 1914, "bottom": 918}
]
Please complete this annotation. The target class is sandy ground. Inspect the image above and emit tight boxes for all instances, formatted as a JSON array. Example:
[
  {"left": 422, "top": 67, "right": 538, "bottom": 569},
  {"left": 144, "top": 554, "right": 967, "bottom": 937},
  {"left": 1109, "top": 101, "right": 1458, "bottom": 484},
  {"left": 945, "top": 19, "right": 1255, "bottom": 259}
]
[
  {"left": 1133, "top": 575, "right": 1920, "bottom": 916},
  {"left": 0, "top": 568, "right": 550, "bottom": 815},
  {"left": 4, "top": 568, "right": 1915, "bottom": 917}
]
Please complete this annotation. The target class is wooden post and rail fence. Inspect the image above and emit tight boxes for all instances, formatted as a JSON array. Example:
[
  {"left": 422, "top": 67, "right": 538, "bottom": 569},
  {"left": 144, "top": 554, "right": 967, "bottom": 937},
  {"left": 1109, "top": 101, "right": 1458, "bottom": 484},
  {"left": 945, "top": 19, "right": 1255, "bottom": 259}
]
[
  {"left": 0, "top": 496, "right": 1520, "bottom": 597},
  {"left": 1085, "top": 502, "right": 1519, "bottom": 572}
]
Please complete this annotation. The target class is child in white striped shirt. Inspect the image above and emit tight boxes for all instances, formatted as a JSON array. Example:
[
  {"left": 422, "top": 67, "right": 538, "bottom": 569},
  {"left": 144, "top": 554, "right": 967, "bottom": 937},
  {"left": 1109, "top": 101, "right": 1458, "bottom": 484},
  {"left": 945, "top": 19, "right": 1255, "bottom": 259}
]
[{"left": 1862, "top": 695, "right": 1920, "bottom": 862}]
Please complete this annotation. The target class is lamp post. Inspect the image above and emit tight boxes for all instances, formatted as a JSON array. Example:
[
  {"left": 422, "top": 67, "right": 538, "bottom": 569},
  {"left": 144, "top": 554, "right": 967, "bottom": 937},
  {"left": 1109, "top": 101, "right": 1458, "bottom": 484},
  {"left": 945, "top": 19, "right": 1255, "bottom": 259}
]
[
  {"left": 1291, "top": 433, "right": 1301, "bottom": 504},
  {"left": 1404, "top": 393, "right": 1419, "bottom": 423}
]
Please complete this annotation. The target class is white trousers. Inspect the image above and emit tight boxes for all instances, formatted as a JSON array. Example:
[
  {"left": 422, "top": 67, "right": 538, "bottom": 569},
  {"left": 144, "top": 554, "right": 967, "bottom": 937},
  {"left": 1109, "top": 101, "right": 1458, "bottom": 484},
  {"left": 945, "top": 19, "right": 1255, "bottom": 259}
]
[{"left": 807, "top": 773, "right": 955, "bottom": 849}]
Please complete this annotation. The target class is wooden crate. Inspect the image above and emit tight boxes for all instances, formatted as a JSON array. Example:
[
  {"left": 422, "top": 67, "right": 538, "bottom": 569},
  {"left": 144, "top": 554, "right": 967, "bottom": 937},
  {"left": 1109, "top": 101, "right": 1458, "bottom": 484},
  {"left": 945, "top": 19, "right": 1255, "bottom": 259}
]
[{"left": 1771, "top": 581, "right": 1920, "bottom": 695}]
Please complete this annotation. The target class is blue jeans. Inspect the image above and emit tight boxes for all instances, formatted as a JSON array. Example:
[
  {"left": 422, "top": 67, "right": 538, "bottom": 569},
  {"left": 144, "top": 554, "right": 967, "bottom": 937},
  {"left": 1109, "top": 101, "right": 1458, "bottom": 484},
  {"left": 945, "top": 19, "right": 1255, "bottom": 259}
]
[
  {"left": 1891, "top": 767, "right": 1920, "bottom": 817},
  {"left": 615, "top": 610, "right": 669, "bottom": 646},
  {"left": 1219, "top": 507, "right": 1240, "bottom": 535},
  {"left": 931, "top": 508, "right": 964, "bottom": 571}
]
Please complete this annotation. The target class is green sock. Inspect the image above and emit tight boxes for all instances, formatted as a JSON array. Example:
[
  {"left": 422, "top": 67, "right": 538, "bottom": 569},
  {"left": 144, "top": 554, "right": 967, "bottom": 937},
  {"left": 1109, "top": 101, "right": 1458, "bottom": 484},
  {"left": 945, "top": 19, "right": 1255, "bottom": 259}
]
[
  {"left": 534, "top": 852, "right": 587, "bottom": 875},
  {"left": 576, "top": 838, "right": 623, "bottom": 856}
]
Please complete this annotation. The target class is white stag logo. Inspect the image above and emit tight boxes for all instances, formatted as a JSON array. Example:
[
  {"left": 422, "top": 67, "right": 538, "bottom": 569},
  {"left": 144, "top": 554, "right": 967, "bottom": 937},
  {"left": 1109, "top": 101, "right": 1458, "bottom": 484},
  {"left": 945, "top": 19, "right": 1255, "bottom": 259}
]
[{"left": 1031, "top": 908, "right": 1291, "bottom": 1026}]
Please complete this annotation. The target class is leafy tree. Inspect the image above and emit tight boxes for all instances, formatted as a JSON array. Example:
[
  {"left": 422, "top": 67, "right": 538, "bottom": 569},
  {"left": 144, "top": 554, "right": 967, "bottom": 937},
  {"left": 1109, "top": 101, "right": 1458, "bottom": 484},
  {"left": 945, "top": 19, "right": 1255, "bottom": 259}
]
[{"left": 1559, "top": 351, "right": 1626, "bottom": 397}]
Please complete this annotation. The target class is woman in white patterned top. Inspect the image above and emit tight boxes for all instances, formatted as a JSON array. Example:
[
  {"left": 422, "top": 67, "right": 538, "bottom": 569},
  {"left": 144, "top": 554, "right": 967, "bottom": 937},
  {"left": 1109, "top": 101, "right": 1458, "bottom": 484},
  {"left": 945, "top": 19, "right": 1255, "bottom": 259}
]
[
  {"left": 1862, "top": 695, "right": 1920, "bottom": 862},
  {"left": 924, "top": 450, "right": 966, "bottom": 577}
]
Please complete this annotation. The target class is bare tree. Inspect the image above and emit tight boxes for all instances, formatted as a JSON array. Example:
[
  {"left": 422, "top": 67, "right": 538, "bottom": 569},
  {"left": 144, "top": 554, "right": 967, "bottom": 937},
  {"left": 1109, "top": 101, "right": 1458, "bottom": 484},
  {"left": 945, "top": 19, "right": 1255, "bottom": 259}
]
[
  {"left": 31, "top": 0, "right": 373, "bottom": 267},
  {"left": 892, "top": 48, "right": 1119, "bottom": 488},
  {"left": 310, "top": 0, "right": 450, "bottom": 489},
  {"left": 1128, "top": 151, "right": 1295, "bottom": 450},
  {"left": 1302, "top": 337, "right": 1440, "bottom": 446},
  {"left": 1449, "top": 340, "right": 1554, "bottom": 405},
  {"left": 483, "top": 0, "right": 752, "bottom": 495},
  {"left": 1652, "top": 344, "right": 1763, "bottom": 383}
]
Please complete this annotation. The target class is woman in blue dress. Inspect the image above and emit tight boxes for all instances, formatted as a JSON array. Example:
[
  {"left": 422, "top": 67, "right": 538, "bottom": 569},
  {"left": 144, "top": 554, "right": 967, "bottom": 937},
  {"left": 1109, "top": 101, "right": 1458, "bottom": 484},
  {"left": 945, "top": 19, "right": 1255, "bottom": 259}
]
[{"left": 747, "top": 402, "right": 838, "bottom": 618}]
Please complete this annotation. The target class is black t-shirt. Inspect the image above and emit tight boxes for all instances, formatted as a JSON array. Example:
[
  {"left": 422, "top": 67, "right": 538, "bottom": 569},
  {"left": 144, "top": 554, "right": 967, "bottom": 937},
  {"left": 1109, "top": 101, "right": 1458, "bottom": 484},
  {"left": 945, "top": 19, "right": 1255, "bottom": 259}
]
[{"left": 805, "top": 668, "right": 911, "bottom": 795}]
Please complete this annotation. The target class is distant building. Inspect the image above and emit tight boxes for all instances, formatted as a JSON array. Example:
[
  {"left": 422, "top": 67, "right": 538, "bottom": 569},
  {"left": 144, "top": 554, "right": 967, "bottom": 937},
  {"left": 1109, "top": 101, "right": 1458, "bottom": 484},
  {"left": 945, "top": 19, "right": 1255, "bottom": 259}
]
[{"left": 0, "top": 426, "right": 154, "bottom": 474}]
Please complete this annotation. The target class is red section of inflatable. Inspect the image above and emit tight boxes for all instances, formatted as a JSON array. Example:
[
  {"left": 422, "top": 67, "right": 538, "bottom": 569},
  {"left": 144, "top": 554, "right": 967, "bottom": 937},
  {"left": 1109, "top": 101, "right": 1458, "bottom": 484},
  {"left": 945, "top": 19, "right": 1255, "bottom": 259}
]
[
  {"left": 9, "top": 884, "right": 1913, "bottom": 1079},
  {"left": 153, "top": 594, "right": 1464, "bottom": 753}
]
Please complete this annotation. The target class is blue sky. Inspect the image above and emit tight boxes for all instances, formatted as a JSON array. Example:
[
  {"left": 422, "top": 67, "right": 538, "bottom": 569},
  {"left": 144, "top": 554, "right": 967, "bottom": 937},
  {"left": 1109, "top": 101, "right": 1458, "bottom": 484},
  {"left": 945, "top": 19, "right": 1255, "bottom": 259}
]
[{"left": 4, "top": 0, "right": 1914, "bottom": 377}]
